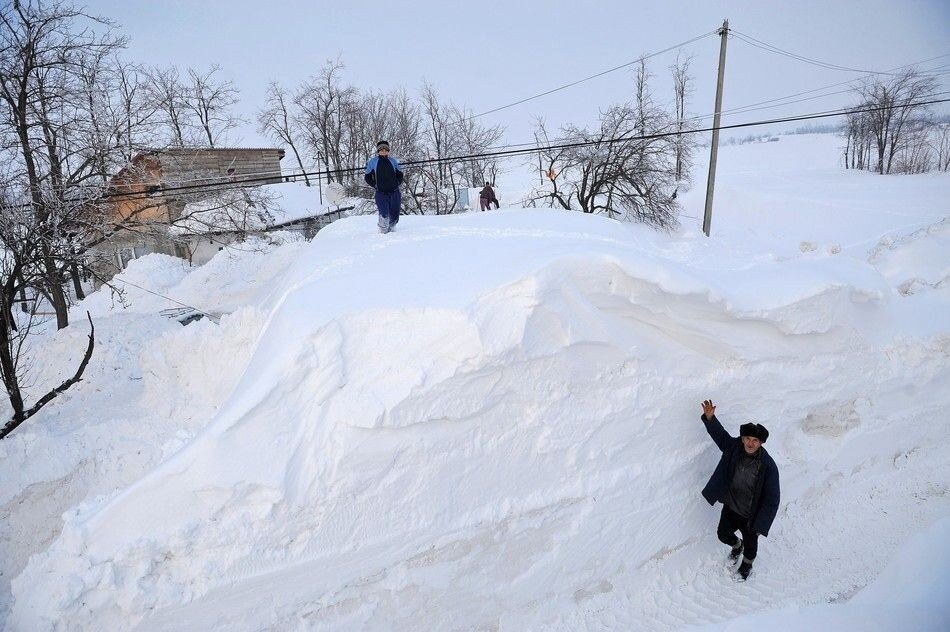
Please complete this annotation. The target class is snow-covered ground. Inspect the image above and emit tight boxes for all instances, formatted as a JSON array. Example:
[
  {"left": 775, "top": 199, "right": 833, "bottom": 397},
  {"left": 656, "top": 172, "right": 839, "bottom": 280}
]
[{"left": 2, "top": 134, "right": 949, "bottom": 630}]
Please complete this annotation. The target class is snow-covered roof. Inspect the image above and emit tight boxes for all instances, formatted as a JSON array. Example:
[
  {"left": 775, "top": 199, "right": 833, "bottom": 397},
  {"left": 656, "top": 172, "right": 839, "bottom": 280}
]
[{"left": 173, "top": 183, "right": 352, "bottom": 235}]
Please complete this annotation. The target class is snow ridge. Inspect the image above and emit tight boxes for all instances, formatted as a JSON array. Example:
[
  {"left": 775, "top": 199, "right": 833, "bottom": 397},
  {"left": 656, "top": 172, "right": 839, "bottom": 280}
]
[{"left": 10, "top": 210, "right": 948, "bottom": 630}]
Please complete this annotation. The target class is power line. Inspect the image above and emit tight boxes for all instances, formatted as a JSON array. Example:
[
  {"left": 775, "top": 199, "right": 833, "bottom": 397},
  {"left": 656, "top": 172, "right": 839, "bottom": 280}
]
[
  {"left": 416, "top": 95, "right": 950, "bottom": 163},
  {"left": 439, "top": 54, "right": 950, "bottom": 154},
  {"left": 731, "top": 29, "right": 924, "bottom": 75},
  {"left": 690, "top": 59, "right": 950, "bottom": 122},
  {"left": 13, "top": 44, "right": 949, "bottom": 205},
  {"left": 6, "top": 95, "right": 949, "bottom": 213},
  {"left": 89, "top": 94, "right": 950, "bottom": 205},
  {"left": 100, "top": 274, "right": 220, "bottom": 323},
  {"left": 460, "top": 30, "right": 718, "bottom": 123},
  {"left": 59, "top": 29, "right": 718, "bottom": 196},
  {"left": 696, "top": 69, "right": 950, "bottom": 121}
]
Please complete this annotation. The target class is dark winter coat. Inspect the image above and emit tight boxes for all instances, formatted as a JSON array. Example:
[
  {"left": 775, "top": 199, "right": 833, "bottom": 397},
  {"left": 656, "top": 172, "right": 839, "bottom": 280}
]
[
  {"left": 364, "top": 155, "right": 404, "bottom": 193},
  {"left": 726, "top": 450, "right": 763, "bottom": 518},
  {"left": 479, "top": 185, "right": 495, "bottom": 201},
  {"left": 701, "top": 414, "right": 781, "bottom": 537}
]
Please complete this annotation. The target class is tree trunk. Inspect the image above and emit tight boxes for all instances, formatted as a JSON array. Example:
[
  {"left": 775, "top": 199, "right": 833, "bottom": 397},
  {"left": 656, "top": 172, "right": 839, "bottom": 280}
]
[
  {"left": 289, "top": 143, "right": 311, "bottom": 186},
  {"left": 17, "top": 271, "right": 29, "bottom": 313},
  {"left": 41, "top": 249, "right": 70, "bottom": 329},
  {"left": 70, "top": 262, "right": 86, "bottom": 300},
  {"left": 0, "top": 296, "right": 25, "bottom": 425}
]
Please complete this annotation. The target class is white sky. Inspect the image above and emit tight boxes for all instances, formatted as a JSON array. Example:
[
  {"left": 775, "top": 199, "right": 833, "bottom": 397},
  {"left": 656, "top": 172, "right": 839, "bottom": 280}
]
[{"left": 87, "top": 0, "right": 950, "bottom": 148}]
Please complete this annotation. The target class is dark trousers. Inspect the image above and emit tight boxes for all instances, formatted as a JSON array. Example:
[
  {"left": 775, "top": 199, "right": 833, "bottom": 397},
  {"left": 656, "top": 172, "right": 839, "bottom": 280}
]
[
  {"left": 717, "top": 505, "right": 759, "bottom": 560},
  {"left": 374, "top": 189, "right": 401, "bottom": 226}
]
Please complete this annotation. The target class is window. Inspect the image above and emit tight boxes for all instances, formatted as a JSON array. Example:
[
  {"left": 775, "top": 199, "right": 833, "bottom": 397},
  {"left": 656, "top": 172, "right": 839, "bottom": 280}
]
[{"left": 117, "top": 247, "right": 135, "bottom": 269}]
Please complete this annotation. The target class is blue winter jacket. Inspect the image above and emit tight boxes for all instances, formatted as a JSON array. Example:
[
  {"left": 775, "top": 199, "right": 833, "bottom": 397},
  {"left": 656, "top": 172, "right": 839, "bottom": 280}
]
[
  {"left": 701, "top": 414, "right": 781, "bottom": 537},
  {"left": 364, "top": 155, "right": 404, "bottom": 192}
]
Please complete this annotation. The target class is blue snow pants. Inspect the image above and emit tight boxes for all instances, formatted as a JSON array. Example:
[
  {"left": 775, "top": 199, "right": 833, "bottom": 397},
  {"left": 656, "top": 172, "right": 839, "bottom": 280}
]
[{"left": 374, "top": 189, "right": 401, "bottom": 230}]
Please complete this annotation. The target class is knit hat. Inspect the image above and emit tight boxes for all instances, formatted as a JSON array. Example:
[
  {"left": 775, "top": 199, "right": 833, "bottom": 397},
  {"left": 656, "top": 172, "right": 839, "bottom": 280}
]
[
  {"left": 739, "top": 423, "right": 769, "bottom": 443},
  {"left": 376, "top": 140, "right": 390, "bottom": 151}
]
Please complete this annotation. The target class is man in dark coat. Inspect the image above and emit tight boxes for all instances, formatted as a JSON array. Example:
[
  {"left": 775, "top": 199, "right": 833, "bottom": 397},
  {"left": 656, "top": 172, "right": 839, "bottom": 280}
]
[
  {"left": 364, "top": 140, "right": 404, "bottom": 234},
  {"left": 478, "top": 182, "right": 494, "bottom": 211},
  {"left": 478, "top": 182, "right": 500, "bottom": 211},
  {"left": 700, "top": 399, "right": 780, "bottom": 581}
]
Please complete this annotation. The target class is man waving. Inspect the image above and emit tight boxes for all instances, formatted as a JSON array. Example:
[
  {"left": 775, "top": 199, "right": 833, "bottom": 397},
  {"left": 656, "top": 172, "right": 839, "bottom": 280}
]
[{"left": 700, "top": 399, "right": 781, "bottom": 581}]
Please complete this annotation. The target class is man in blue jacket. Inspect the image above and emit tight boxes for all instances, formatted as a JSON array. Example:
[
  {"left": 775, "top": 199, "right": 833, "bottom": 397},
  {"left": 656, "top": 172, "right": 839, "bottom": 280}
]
[
  {"left": 700, "top": 399, "right": 780, "bottom": 581},
  {"left": 364, "top": 140, "right": 404, "bottom": 234}
]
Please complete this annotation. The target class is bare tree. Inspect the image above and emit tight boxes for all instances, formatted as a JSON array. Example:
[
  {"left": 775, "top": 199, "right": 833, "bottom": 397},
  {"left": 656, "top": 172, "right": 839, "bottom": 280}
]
[
  {"left": 258, "top": 82, "right": 310, "bottom": 185},
  {"left": 417, "top": 82, "right": 457, "bottom": 214},
  {"left": 166, "top": 185, "right": 277, "bottom": 248},
  {"left": 843, "top": 109, "right": 874, "bottom": 170},
  {"left": 262, "top": 57, "right": 502, "bottom": 214},
  {"left": 934, "top": 125, "right": 950, "bottom": 172},
  {"left": 0, "top": 0, "right": 133, "bottom": 328},
  {"left": 892, "top": 125, "right": 934, "bottom": 174},
  {"left": 670, "top": 52, "right": 696, "bottom": 186},
  {"left": 184, "top": 65, "right": 242, "bottom": 148},
  {"left": 147, "top": 66, "right": 190, "bottom": 147},
  {"left": 295, "top": 59, "right": 357, "bottom": 183},
  {"left": 413, "top": 84, "right": 502, "bottom": 214},
  {"left": 454, "top": 105, "right": 503, "bottom": 188},
  {"left": 529, "top": 62, "right": 679, "bottom": 229},
  {"left": 856, "top": 69, "right": 939, "bottom": 174},
  {"left": 0, "top": 191, "right": 95, "bottom": 441},
  {"left": 112, "top": 61, "right": 161, "bottom": 162}
]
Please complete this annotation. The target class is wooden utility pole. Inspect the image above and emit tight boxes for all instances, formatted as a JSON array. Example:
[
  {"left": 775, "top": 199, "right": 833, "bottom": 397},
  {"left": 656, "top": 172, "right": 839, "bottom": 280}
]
[
  {"left": 317, "top": 151, "right": 324, "bottom": 205},
  {"left": 703, "top": 19, "right": 729, "bottom": 237}
]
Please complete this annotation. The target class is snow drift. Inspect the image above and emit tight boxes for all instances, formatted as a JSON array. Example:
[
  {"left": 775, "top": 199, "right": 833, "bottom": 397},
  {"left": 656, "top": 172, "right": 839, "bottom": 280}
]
[{"left": 10, "top": 208, "right": 950, "bottom": 630}]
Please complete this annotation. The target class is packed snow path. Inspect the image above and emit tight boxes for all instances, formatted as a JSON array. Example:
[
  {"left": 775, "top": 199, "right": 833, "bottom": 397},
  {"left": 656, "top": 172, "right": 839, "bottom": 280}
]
[{"left": 9, "top": 205, "right": 949, "bottom": 630}]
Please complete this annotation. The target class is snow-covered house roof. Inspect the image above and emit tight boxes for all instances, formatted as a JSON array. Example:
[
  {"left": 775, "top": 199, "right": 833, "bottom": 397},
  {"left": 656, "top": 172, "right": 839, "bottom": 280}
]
[{"left": 173, "top": 183, "right": 354, "bottom": 235}]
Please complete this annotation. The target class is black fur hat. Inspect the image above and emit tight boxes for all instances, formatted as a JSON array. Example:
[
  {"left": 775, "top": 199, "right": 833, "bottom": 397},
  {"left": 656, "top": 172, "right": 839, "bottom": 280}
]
[
  {"left": 376, "top": 140, "right": 390, "bottom": 151},
  {"left": 739, "top": 423, "right": 769, "bottom": 443}
]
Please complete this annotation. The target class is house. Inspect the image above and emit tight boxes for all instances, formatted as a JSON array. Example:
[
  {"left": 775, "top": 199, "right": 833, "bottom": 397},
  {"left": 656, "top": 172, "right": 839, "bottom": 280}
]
[
  {"left": 90, "top": 147, "right": 285, "bottom": 283},
  {"left": 177, "top": 184, "right": 355, "bottom": 266}
]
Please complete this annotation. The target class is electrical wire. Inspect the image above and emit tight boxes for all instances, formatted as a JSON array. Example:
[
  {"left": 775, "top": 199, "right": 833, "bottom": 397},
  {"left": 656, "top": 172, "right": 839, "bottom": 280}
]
[
  {"left": 14, "top": 46, "right": 949, "bottom": 200},
  {"left": 731, "top": 29, "right": 921, "bottom": 75},
  {"left": 473, "top": 55, "right": 950, "bottom": 153},
  {"left": 101, "top": 274, "right": 220, "bottom": 323},
  {"left": 458, "top": 30, "right": 718, "bottom": 124},
  {"left": 66, "top": 94, "right": 950, "bottom": 206}
]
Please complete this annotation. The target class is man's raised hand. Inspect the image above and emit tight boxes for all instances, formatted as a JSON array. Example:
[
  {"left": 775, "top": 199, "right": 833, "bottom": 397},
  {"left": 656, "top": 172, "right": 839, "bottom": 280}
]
[{"left": 702, "top": 400, "right": 716, "bottom": 420}]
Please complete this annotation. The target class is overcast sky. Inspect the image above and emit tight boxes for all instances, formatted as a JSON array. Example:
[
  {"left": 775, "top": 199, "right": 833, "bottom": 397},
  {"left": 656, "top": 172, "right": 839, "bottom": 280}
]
[{"left": 85, "top": 0, "right": 949, "bottom": 149}]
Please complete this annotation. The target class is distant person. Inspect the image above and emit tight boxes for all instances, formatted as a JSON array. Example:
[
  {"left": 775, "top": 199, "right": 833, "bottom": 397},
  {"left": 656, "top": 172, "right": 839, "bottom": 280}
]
[
  {"left": 364, "top": 140, "right": 404, "bottom": 234},
  {"left": 478, "top": 181, "right": 495, "bottom": 212},
  {"left": 699, "top": 399, "right": 780, "bottom": 581}
]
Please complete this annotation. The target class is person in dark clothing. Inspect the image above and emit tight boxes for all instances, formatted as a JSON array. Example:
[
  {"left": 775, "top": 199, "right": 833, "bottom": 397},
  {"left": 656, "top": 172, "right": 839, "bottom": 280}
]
[
  {"left": 364, "top": 140, "right": 404, "bottom": 234},
  {"left": 478, "top": 182, "right": 496, "bottom": 211},
  {"left": 489, "top": 182, "right": 500, "bottom": 209},
  {"left": 700, "top": 399, "right": 780, "bottom": 581}
]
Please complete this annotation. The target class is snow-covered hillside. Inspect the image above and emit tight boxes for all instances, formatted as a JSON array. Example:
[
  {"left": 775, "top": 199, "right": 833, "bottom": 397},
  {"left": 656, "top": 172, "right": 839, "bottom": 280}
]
[{"left": 3, "top": 135, "right": 949, "bottom": 630}]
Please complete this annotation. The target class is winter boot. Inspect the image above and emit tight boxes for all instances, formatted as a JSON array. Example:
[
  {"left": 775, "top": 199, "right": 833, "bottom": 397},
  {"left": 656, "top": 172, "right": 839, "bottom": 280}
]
[
  {"left": 728, "top": 538, "right": 743, "bottom": 564},
  {"left": 736, "top": 557, "right": 753, "bottom": 581}
]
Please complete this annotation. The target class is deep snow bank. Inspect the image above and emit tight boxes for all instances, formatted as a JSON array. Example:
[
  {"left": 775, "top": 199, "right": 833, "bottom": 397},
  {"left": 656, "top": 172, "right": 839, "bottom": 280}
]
[
  {"left": 79, "top": 233, "right": 307, "bottom": 318},
  {"left": 693, "top": 516, "right": 950, "bottom": 631},
  {"left": 1, "top": 237, "right": 303, "bottom": 626},
  {"left": 10, "top": 209, "right": 950, "bottom": 630}
]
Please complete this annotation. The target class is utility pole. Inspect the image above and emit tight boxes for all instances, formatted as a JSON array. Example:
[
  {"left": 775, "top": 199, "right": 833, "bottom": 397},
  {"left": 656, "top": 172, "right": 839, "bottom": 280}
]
[
  {"left": 317, "top": 151, "right": 324, "bottom": 205},
  {"left": 703, "top": 19, "right": 729, "bottom": 237}
]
